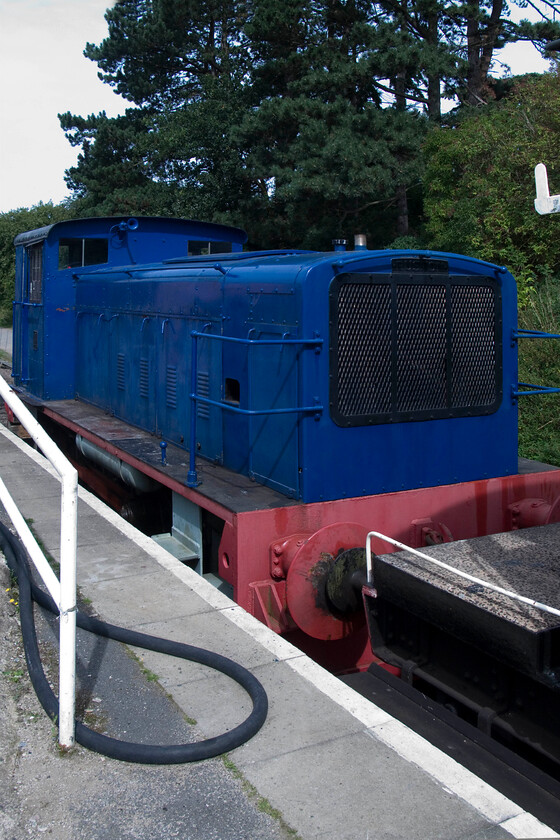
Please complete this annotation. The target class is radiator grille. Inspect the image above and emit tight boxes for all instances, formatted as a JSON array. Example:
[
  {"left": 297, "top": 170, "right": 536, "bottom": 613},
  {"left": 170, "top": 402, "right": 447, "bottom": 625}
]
[
  {"left": 396, "top": 284, "right": 447, "bottom": 413},
  {"left": 330, "top": 273, "right": 501, "bottom": 426},
  {"left": 337, "top": 282, "right": 392, "bottom": 416},
  {"left": 451, "top": 285, "right": 497, "bottom": 407}
]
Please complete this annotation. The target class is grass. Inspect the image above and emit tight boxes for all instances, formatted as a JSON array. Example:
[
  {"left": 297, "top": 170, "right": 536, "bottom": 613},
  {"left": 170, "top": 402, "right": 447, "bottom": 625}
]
[
  {"left": 81, "top": 704, "right": 109, "bottom": 733},
  {"left": 222, "top": 755, "right": 302, "bottom": 839},
  {"left": 24, "top": 518, "right": 60, "bottom": 574},
  {"left": 2, "top": 667, "right": 24, "bottom": 683},
  {"left": 517, "top": 276, "right": 560, "bottom": 467},
  {"left": 123, "top": 645, "right": 197, "bottom": 720}
]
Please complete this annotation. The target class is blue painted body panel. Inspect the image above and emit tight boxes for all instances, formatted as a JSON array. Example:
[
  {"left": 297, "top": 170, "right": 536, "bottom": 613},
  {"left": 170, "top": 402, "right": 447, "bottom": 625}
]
[
  {"left": 13, "top": 218, "right": 519, "bottom": 504},
  {"left": 13, "top": 216, "right": 246, "bottom": 401},
  {"left": 298, "top": 252, "right": 518, "bottom": 502}
]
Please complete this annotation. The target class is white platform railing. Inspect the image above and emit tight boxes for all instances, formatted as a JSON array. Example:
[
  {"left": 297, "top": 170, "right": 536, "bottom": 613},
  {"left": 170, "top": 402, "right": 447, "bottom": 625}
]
[{"left": 0, "top": 377, "right": 77, "bottom": 748}]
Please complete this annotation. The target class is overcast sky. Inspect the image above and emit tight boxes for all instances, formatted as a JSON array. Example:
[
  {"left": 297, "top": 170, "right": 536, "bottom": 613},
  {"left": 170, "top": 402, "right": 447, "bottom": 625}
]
[
  {"left": 0, "top": 0, "right": 552, "bottom": 215},
  {"left": 0, "top": 0, "right": 127, "bottom": 213}
]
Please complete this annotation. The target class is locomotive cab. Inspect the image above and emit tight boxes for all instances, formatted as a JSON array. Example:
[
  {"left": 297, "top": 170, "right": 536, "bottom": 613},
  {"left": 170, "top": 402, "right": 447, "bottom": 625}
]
[{"left": 12, "top": 217, "right": 246, "bottom": 400}]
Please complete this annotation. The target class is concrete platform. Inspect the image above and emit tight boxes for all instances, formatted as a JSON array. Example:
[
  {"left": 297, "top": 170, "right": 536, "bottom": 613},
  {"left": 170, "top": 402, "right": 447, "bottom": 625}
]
[{"left": 0, "top": 422, "right": 557, "bottom": 839}]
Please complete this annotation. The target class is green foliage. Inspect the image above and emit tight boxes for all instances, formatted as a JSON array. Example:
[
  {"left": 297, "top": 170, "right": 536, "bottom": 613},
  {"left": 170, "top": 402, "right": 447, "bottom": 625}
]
[
  {"left": 60, "top": 0, "right": 435, "bottom": 247},
  {"left": 86, "top": 0, "right": 250, "bottom": 110},
  {"left": 237, "top": 95, "right": 427, "bottom": 248},
  {"left": 0, "top": 203, "right": 72, "bottom": 326},
  {"left": 60, "top": 0, "right": 255, "bottom": 224},
  {"left": 234, "top": 0, "right": 429, "bottom": 247},
  {"left": 518, "top": 276, "right": 560, "bottom": 467},
  {"left": 57, "top": 0, "right": 560, "bottom": 247},
  {"left": 59, "top": 108, "right": 172, "bottom": 216},
  {"left": 423, "top": 71, "right": 560, "bottom": 300}
]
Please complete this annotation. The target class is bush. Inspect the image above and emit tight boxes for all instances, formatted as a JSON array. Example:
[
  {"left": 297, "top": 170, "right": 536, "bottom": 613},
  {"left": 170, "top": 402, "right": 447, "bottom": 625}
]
[
  {"left": 423, "top": 71, "right": 560, "bottom": 304},
  {"left": 518, "top": 276, "right": 560, "bottom": 466}
]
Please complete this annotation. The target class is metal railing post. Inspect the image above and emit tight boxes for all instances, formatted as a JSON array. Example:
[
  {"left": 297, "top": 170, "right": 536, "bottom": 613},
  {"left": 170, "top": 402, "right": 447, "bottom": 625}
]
[
  {"left": 58, "top": 472, "right": 78, "bottom": 747},
  {"left": 0, "top": 377, "right": 77, "bottom": 748}
]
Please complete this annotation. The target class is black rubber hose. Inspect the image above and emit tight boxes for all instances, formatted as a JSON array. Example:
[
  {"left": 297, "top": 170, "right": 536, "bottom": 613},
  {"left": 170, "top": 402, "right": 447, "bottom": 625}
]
[{"left": 0, "top": 520, "right": 268, "bottom": 763}]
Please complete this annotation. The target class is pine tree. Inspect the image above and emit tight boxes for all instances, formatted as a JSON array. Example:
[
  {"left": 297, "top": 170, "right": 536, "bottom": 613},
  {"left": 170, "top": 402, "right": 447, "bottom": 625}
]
[
  {"left": 60, "top": 0, "right": 251, "bottom": 218},
  {"left": 59, "top": 0, "right": 560, "bottom": 244}
]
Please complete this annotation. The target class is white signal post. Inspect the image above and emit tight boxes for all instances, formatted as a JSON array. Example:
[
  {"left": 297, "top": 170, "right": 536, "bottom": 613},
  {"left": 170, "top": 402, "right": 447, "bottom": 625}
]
[{"left": 534, "top": 162, "right": 560, "bottom": 215}]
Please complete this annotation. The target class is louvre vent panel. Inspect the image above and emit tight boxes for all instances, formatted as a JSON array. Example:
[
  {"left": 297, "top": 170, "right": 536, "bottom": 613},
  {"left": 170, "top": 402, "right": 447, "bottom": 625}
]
[
  {"left": 197, "top": 371, "right": 210, "bottom": 419},
  {"left": 331, "top": 274, "right": 501, "bottom": 426},
  {"left": 139, "top": 358, "right": 149, "bottom": 399},
  {"left": 117, "top": 353, "right": 125, "bottom": 392},
  {"left": 166, "top": 366, "right": 177, "bottom": 409}
]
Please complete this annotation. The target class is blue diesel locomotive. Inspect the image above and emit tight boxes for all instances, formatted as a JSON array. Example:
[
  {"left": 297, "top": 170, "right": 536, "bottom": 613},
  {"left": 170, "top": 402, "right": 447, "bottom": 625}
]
[
  {"left": 12, "top": 214, "right": 560, "bottom": 776},
  {"left": 13, "top": 216, "right": 518, "bottom": 505},
  {"left": 10, "top": 216, "right": 560, "bottom": 683}
]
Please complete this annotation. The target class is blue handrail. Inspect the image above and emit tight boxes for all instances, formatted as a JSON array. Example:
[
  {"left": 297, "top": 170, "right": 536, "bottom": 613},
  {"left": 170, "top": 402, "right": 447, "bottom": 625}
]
[
  {"left": 513, "top": 383, "right": 560, "bottom": 397},
  {"left": 514, "top": 329, "right": 560, "bottom": 340},
  {"left": 511, "top": 330, "right": 560, "bottom": 398},
  {"left": 190, "top": 331, "right": 323, "bottom": 348},
  {"left": 187, "top": 330, "right": 323, "bottom": 487}
]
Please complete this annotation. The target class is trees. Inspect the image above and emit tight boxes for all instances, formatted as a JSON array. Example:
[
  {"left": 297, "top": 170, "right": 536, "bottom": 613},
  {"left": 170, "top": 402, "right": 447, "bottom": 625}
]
[
  {"left": 59, "top": 0, "right": 560, "bottom": 248},
  {"left": 83, "top": 0, "right": 248, "bottom": 111},
  {"left": 60, "top": 0, "right": 429, "bottom": 246},
  {"left": 59, "top": 109, "right": 164, "bottom": 216},
  {"left": 423, "top": 71, "right": 560, "bottom": 298},
  {"left": 232, "top": 0, "right": 429, "bottom": 247},
  {"left": 59, "top": 0, "right": 253, "bottom": 222}
]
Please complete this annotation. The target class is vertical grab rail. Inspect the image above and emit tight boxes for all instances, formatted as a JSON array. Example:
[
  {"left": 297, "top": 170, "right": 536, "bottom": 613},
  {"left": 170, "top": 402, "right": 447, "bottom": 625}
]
[{"left": 0, "top": 377, "right": 78, "bottom": 748}]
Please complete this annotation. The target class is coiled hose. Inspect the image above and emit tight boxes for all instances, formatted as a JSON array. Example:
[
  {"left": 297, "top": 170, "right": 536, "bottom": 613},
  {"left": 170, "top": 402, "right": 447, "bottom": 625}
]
[{"left": 0, "top": 520, "right": 268, "bottom": 763}]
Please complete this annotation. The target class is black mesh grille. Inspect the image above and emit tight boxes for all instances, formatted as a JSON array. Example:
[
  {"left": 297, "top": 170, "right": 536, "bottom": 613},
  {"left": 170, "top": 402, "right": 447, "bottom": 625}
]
[
  {"left": 330, "top": 272, "right": 501, "bottom": 426},
  {"left": 337, "top": 282, "right": 392, "bottom": 416},
  {"left": 451, "top": 285, "right": 497, "bottom": 407},
  {"left": 396, "top": 284, "right": 446, "bottom": 413}
]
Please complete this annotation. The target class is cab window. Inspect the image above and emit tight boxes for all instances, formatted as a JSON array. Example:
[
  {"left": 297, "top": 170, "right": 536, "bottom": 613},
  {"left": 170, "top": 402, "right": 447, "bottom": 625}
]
[
  {"left": 26, "top": 243, "right": 43, "bottom": 303},
  {"left": 58, "top": 238, "right": 108, "bottom": 269},
  {"left": 188, "top": 240, "right": 233, "bottom": 256}
]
